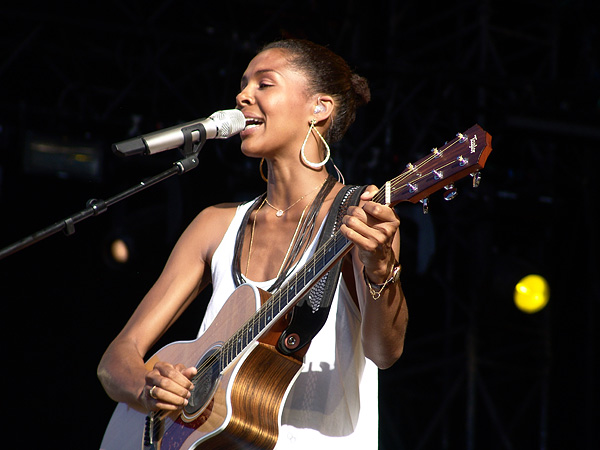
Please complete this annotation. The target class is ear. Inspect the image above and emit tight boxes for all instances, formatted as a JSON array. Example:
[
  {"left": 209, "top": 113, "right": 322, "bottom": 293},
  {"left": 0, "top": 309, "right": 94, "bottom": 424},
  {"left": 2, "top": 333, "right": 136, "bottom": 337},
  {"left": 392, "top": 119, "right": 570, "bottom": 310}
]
[{"left": 311, "top": 95, "right": 334, "bottom": 124}]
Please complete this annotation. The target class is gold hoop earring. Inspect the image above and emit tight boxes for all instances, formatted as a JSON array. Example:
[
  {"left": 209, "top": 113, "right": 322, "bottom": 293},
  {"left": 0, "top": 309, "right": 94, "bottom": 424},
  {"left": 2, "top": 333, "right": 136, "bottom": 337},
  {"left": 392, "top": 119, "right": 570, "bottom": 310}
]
[
  {"left": 259, "top": 158, "right": 268, "bottom": 182},
  {"left": 301, "top": 119, "right": 330, "bottom": 169}
]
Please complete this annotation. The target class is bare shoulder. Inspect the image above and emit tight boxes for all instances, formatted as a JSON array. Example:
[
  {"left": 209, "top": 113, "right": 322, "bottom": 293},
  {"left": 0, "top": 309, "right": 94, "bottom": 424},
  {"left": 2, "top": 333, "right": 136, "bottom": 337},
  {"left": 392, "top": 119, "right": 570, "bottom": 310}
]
[
  {"left": 181, "top": 202, "right": 243, "bottom": 262},
  {"left": 190, "top": 202, "right": 242, "bottom": 233}
]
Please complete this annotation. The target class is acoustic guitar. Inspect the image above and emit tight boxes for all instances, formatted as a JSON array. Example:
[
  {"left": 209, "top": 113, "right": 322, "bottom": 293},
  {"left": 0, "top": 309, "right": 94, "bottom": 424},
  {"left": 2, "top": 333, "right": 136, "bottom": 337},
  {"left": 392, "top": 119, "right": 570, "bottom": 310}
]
[{"left": 100, "top": 124, "right": 492, "bottom": 450}]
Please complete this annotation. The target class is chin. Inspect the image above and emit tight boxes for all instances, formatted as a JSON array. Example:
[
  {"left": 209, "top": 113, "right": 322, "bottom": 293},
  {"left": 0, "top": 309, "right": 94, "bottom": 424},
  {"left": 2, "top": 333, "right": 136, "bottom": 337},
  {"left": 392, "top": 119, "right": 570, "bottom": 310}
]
[{"left": 240, "top": 140, "right": 261, "bottom": 158}]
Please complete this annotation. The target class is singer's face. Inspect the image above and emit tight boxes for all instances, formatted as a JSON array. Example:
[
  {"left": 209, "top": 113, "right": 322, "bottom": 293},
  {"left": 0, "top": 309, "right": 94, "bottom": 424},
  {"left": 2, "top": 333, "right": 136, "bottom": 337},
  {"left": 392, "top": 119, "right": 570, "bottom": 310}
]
[{"left": 236, "top": 49, "right": 316, "bottom": 157}]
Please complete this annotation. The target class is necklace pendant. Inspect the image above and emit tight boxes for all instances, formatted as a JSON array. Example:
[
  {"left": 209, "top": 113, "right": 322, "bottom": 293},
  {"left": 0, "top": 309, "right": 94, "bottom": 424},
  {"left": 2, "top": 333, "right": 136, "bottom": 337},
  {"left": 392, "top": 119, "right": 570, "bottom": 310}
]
[{"left": 276, "top": 210, "right": 284, "bottom": 217}]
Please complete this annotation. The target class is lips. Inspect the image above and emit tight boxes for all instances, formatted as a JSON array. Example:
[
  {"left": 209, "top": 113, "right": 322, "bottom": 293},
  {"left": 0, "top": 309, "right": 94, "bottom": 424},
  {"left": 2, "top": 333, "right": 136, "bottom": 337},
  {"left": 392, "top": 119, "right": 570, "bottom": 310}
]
[{"left": 241, "top": 115, "right": 264, "bottom": 138}]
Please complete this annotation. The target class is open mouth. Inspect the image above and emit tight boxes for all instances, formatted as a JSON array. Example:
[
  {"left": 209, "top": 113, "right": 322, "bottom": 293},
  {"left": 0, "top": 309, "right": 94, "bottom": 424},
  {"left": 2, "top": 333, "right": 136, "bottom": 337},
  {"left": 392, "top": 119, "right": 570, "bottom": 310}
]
[{"left": 244, "top": 117, "right": 264, "bottom": 130}]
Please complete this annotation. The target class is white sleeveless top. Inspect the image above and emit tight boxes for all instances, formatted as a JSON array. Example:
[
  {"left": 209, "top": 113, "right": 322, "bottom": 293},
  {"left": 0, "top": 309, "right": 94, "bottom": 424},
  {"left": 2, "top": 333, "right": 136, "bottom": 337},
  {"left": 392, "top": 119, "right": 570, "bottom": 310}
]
[{"left": 197, "top": 199, "right": 379, "bottom": 449}]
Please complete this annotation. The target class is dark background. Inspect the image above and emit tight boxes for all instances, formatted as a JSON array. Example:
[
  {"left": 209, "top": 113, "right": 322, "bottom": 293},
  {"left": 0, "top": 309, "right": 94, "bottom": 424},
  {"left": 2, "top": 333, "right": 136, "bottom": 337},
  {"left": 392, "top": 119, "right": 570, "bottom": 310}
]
[{"left": 1, "top": 1, "right": 598, "bottom": 449}]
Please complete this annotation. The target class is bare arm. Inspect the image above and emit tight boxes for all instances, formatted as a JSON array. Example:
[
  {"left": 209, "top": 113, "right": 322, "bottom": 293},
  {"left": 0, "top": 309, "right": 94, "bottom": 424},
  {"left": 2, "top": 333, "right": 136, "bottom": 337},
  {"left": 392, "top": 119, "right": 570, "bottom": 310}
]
[
  {"left": 340, "top": 186, "right": 408, "bottom": 369},
  {"left": 97, "top": 204, "right": 237, "bottom": 412}
]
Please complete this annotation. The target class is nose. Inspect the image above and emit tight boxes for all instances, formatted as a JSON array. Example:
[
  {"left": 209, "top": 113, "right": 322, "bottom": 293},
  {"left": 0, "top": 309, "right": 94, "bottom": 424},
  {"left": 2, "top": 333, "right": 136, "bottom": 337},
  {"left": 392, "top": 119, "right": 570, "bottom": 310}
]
[{"left": 236, "top": 86, "right": 254, "bottom": 108}]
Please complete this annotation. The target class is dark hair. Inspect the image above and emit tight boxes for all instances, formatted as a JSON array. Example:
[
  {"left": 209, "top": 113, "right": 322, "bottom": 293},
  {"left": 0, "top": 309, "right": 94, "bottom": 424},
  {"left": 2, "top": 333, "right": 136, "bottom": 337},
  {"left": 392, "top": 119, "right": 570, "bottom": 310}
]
[{"left": 261, "top": 39, "right": 370, "bottom": 144}]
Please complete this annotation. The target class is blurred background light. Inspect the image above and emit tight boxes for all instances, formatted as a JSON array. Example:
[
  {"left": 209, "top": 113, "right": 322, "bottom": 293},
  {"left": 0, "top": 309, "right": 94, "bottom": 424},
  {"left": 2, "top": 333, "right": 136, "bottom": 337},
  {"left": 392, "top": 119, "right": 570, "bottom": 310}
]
[
  {"left": 109, "top": 238, "right": 130, "bottom": 264},
  {"left": 514, "top": 274, "right": 550, "bottom": 313}
]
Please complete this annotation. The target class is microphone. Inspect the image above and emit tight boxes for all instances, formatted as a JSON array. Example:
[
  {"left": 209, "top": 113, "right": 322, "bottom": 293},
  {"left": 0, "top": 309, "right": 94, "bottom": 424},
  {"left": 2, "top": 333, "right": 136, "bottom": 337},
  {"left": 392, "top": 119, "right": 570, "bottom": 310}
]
[{"left": 112, "top": 109, "right": 246, "bottom": 157}]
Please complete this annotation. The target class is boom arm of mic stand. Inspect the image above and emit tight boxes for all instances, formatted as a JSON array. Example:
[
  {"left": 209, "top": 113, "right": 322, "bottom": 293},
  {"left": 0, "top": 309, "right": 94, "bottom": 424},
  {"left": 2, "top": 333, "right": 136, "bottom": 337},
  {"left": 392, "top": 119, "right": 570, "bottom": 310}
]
[{"left": 0, "top": 151, "right": 202, "bottom": 261}]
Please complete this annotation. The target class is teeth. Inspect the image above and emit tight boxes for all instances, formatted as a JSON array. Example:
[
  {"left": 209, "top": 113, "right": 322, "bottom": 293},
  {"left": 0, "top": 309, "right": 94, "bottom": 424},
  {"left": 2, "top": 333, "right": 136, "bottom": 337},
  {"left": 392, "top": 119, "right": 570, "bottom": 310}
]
[{"left": 245, "top": 118, "right": 263, "bottom": 129}]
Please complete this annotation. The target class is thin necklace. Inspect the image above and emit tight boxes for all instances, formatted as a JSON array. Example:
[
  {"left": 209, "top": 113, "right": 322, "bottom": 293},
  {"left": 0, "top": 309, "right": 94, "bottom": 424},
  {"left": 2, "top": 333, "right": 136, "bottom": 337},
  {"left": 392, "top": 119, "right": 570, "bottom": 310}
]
[
  {"left": 245, "top": 197, "right": 266, "bottom": 277},
  {"left": 265, "top": 178, "right": 327, "bottom": 218},
  {"left": 245, "top": 199, "right": 311, "bottom": 280}
]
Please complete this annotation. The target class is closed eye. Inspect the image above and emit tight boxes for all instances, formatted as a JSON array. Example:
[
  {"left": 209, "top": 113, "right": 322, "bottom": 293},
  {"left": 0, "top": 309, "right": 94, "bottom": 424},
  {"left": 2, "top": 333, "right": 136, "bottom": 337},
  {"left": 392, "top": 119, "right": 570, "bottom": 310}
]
[{"left": 258, "top": 80, "right": 275, "bottom": 89}]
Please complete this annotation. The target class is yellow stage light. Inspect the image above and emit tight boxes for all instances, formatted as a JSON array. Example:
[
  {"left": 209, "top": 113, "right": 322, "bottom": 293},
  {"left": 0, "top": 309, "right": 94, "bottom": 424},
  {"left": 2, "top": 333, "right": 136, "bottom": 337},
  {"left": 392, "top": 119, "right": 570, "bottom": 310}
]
[{"left": 514, "top": 274, "right": 549, "bottom": 313}]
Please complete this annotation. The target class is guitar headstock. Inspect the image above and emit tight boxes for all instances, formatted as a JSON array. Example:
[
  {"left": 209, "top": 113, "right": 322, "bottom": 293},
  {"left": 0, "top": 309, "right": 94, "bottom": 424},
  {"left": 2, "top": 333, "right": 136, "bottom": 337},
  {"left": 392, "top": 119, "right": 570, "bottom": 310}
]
[{"left": 376, "top": 124, "right": 492, "bottom": 210}]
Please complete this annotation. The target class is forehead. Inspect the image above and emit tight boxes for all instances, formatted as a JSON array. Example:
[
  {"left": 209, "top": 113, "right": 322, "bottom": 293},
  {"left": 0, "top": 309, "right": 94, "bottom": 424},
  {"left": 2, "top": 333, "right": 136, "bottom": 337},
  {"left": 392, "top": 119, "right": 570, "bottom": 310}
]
[{"left": 241, "top": 48, "right": 306, "bottom": 84}]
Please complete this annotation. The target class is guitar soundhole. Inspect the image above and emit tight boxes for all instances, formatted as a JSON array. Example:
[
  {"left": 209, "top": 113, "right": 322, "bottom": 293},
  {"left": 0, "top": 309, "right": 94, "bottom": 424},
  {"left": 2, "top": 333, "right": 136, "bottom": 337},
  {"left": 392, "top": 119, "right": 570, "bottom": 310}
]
[{"left": 182, "top": 345, "right": 222, "bottom": 420}]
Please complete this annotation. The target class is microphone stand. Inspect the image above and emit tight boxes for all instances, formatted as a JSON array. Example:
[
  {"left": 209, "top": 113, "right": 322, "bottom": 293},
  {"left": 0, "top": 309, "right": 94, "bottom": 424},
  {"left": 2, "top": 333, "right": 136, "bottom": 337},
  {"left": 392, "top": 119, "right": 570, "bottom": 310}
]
[{"left": 0, "top": 125, "right": 206, "bottom": 261}]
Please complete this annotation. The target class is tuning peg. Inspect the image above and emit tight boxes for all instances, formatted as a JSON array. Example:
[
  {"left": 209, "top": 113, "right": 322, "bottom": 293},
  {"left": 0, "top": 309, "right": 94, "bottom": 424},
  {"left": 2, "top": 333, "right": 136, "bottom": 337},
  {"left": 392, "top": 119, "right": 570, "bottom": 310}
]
[
  {"left": 443, "top": 184, "right": 458, "bottom": 201},
  {"left": 471, "top": 171, "right": 482, "bottom": 188},
  {"left": 421, "top": 197, "right": 429, "bottom": 214}
]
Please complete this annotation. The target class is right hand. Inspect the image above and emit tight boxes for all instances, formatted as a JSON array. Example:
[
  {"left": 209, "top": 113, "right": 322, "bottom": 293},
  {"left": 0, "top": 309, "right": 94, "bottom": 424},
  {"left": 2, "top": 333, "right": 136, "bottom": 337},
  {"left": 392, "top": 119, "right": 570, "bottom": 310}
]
[{"left": 140, "top": 361, "right": 197, "bottom": 411}]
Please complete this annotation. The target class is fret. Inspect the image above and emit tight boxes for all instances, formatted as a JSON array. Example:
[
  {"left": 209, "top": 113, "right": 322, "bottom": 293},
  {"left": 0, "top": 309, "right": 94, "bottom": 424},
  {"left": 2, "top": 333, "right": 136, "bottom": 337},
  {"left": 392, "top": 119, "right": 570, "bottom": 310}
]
[
  {"left": 223, "top": 341, "right": 231, "bottom": 367},
  {"left": 265, "top": 302, "right": 275, "bottom": 323},
  {"left": 229, "top": 335, "right": 235, "bottom": 359},
  {"left": 219, "top": 345, "right": 226, "bottom": 370},
  {"left": 299, "top": 267, "right": 307, "bottom": 292},
  {"left": 257, "top": 310, "right": 264, "bottom": 330},
  {"left": 262, "top": 308, "right": 272, "bottom": 328},
  {"left": 286, "top": 282, "right": 295, "bottom": 302},
  {"left": 334, "top": 234, "right": 349, "bottom": 254},
  {"left": 252, "top": 315, "right": 260, "bottom": 337},
  {"left": 293, "top": 273, "right": 302, "bottom": 295},
  {"left": 275, "top": 294, "right": 284, "bottom": 316},
  {"left": 270, "top": 293, "right": 280, "bottom": 315},
  {"left": 326, "top": 241, "right": 336, "bottom": 260},
  {"left": 235, "top": 331, "right": 243, "bottom": 354},
  {"left": 228, "top": 339, "right": 235, "bottom": 364},
  {"left": 314, "top": 254, "right": 324, "bottom": 274},
  {"left": 305, "top": 264, "right": 314, "bottom": 284},
  {"left": 245, "top": 322, "right": 253, "bottom": 344}
]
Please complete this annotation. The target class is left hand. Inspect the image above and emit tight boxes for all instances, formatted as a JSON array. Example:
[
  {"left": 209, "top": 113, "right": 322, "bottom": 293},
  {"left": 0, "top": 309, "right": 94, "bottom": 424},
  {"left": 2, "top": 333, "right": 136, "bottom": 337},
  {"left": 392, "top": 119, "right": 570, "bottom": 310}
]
[{"left": 340, "top": 185, "right": 400, "bottom": 284}]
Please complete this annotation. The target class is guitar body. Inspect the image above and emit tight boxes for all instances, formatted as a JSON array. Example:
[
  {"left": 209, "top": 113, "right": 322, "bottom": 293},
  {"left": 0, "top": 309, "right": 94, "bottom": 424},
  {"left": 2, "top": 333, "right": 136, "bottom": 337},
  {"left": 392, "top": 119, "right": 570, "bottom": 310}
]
[{"left": 100, "top": 284, "right": 303, "bottom": 450}]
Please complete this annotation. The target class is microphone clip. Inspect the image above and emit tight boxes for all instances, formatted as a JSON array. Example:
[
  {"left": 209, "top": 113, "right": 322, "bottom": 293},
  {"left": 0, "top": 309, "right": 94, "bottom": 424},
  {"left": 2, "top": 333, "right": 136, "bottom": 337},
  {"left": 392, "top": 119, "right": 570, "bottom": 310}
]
[{"left": 181, "top": 123, "right": 207, "bottom": 157}]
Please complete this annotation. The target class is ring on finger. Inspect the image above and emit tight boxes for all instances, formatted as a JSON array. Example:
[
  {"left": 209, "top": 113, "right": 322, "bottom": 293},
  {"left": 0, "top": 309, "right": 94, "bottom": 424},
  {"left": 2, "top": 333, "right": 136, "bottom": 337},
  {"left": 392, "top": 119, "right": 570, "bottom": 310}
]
[{"left": 149, "top": 385, "right": 158, "bottom": 399}]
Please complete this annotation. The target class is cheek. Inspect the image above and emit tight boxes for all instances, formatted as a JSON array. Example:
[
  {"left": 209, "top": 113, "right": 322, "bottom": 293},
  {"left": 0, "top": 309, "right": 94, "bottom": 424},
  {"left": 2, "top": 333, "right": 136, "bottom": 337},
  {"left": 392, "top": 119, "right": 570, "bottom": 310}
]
[
  {"left": 267, "top": 90, "right": 309, "bottom": 119},
  {"left": 269, "top": 116, "right": 307, "bottom": 146},
  {"left": 271, "top": 99, "right": 309, "bottom": 132}
]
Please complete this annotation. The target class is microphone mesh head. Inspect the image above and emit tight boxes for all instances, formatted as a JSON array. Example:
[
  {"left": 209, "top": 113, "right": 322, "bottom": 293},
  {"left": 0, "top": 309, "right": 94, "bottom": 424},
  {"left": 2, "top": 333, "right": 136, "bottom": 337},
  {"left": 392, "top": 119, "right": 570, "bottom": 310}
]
[{"left": 210, "top": 109, "right": 246, "bottom": 138}]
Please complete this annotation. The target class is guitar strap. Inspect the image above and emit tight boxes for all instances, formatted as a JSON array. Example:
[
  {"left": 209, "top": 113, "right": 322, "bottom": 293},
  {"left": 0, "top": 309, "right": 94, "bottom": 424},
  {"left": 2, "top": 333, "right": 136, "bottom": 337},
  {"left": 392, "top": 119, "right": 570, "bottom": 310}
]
[{"left": 277, "top": 184, "right": 367, "bottom": 356}]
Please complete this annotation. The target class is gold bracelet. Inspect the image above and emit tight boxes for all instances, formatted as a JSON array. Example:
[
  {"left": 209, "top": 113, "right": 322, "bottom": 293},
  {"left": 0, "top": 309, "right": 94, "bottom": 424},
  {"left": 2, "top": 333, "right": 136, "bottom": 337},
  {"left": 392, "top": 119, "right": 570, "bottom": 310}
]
[{"left": 363, "top": 263, "right": 401, "bottom": 300}]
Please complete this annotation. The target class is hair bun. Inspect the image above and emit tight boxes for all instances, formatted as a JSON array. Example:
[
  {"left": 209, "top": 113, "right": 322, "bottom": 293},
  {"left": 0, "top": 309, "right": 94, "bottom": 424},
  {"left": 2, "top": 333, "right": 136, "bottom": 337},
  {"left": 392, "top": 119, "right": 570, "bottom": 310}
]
[{"left": 351, "top": 73, "right": 371, "bottom": 106}]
